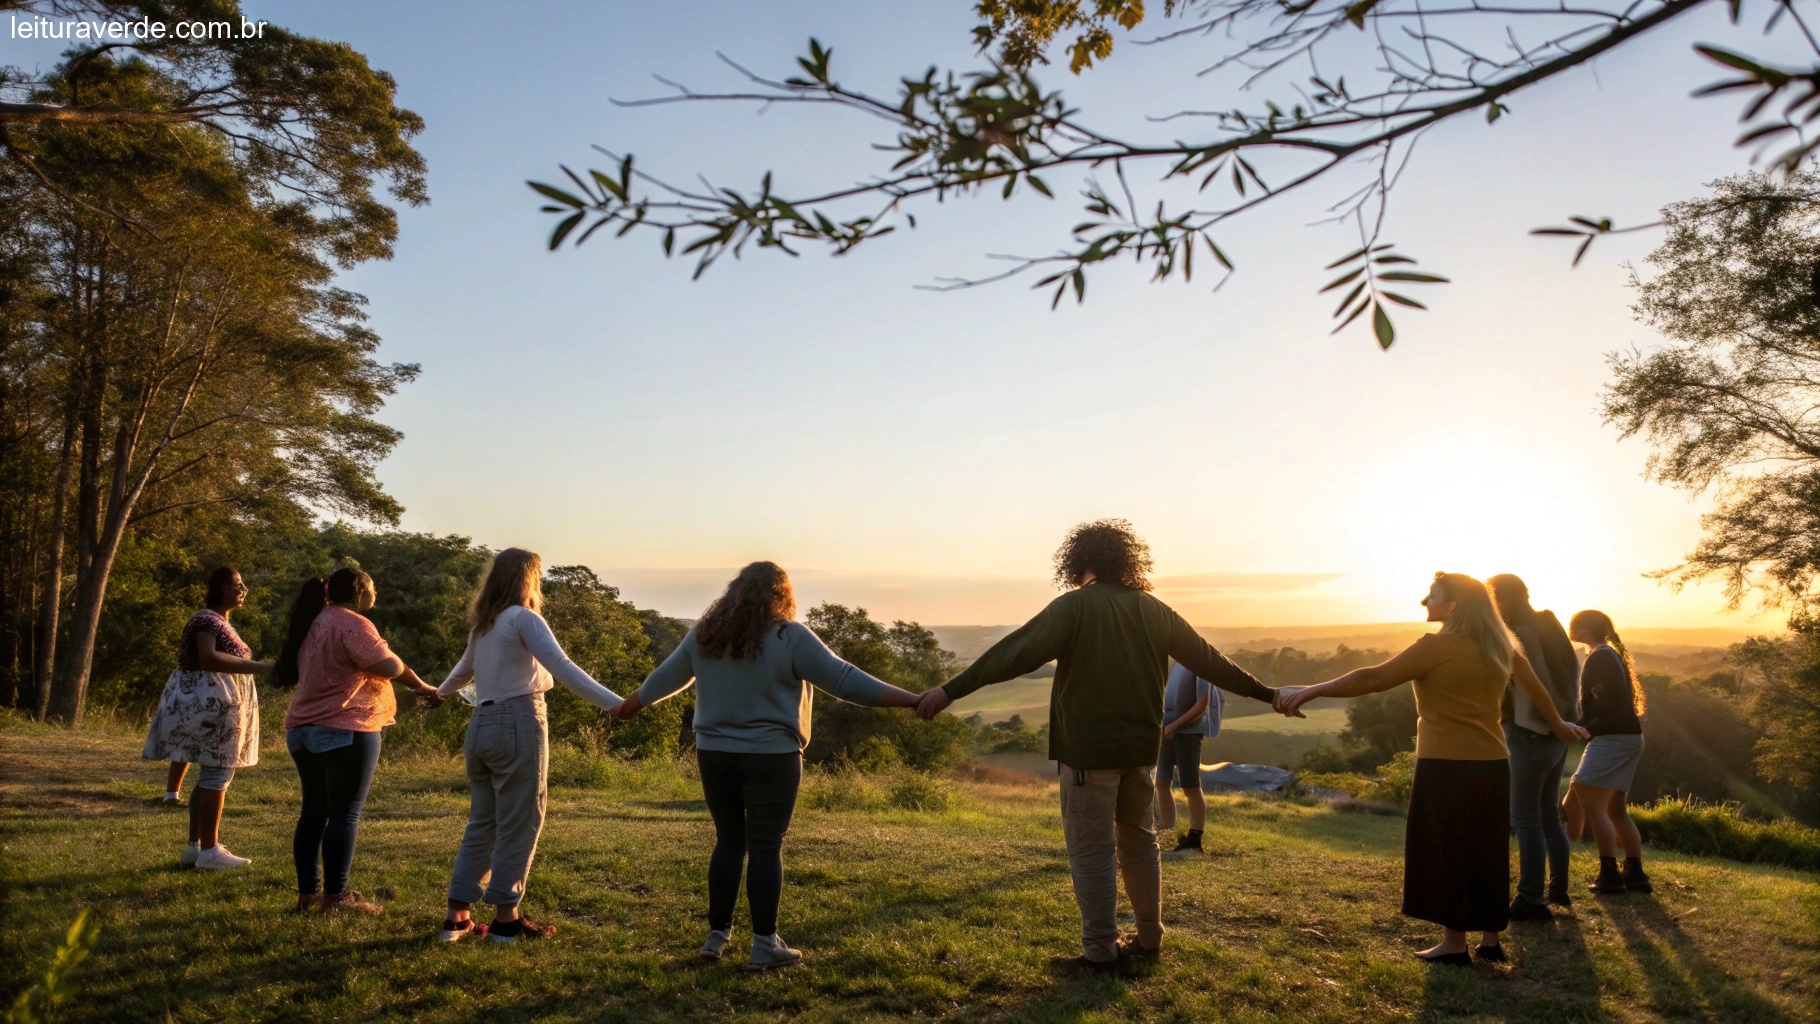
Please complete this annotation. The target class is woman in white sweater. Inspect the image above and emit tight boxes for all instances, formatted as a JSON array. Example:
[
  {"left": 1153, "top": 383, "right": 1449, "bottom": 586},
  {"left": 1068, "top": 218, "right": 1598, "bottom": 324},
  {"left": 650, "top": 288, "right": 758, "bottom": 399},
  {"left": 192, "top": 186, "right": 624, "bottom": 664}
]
[{"left": 434, "top": 548, "right": 624, "bottom": 943}]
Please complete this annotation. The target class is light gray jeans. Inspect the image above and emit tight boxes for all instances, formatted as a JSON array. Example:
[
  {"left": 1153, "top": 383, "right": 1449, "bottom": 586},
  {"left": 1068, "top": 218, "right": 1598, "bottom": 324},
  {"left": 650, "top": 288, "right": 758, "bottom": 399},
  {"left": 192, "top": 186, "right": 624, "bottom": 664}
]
[
  {"left": 1059, "top": 763, "right": 1163, "bottom": 962},
  {"left": 448, "top": 693, "right": 548, "bottom": 906}
]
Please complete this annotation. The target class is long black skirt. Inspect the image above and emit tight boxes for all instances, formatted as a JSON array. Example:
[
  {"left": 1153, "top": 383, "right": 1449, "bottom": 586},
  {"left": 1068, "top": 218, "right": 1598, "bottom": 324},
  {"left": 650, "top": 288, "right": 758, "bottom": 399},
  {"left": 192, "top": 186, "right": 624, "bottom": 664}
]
[{"left": 1402, "top": 757, "right": 1511, "bottom": 932}]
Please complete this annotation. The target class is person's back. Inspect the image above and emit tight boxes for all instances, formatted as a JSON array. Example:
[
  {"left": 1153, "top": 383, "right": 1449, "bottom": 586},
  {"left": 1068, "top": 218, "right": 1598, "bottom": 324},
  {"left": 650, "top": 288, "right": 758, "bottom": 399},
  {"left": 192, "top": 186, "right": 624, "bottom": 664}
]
[
  {"left": 651, "top": 619, "right": 888, "bottom": 754},
  {"left": 944, "top": 582, "right": 1270, "bottom": 770},
  {"left": 1409, "top": 633, "right": 1508, "bottom": 761}
]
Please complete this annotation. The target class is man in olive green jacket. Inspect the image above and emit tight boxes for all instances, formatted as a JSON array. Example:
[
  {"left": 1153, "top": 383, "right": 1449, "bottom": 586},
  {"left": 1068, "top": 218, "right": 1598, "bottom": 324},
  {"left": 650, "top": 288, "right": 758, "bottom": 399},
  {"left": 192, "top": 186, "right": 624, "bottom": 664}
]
[{"left": 916, "top": 520, "right": 1282, "bottom": 972}]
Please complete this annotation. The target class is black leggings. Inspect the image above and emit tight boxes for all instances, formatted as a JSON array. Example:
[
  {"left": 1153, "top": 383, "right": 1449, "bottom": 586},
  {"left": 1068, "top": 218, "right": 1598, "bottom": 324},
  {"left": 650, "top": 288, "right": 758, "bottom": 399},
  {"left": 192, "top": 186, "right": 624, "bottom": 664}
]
[
  {"left": 697, "top": 748, "right": 801, "bottom": 936},
  {"left": 289, "top": 730, "right": 382, "bottom": 897}
]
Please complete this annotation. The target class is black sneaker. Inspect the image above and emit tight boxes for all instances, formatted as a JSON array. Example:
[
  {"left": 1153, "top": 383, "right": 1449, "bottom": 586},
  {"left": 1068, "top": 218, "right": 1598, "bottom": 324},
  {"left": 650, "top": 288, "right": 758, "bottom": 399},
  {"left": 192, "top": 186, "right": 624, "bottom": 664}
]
[
  {"left": 1507, "top": 894, "right": 1555, "bottom": 921},
  {"left": 1545, "top": 883, "right": 1573, "bottom": 909}
]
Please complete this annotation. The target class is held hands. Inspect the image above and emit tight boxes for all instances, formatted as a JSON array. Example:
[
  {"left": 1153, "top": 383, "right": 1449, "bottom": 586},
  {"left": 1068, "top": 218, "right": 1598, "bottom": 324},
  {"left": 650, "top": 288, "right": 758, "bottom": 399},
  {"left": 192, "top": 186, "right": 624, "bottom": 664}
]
[
  {"left": 915, "top": 687, "right": 952, "bottom": 721},
  {"left": 1553, "top": 720, "right": 1590, "bottom": 743},
  {"left": 1272, "top": 685, "right": 1316, "bottom": 718},
  {"left": 613, "top": 692, "right": 644, "bottom": 722},
  {"left": 415, "top": 688, "right": 445, "bottom": 710}
]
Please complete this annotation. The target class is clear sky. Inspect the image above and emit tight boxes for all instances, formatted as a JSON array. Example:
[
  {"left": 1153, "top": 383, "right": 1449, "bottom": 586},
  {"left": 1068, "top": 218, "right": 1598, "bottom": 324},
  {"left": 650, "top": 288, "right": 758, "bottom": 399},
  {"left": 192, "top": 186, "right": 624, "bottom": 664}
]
[{"left": 8, "top": 1, "right": 1800, "bottom": 631}]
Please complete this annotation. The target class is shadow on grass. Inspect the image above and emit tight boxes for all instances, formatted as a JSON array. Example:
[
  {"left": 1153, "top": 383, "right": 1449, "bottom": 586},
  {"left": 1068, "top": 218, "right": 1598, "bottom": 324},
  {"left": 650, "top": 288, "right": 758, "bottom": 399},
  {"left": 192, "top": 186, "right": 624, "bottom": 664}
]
[{"left": 1604, "top": 895, "right": 1798, "bottom": 1022}]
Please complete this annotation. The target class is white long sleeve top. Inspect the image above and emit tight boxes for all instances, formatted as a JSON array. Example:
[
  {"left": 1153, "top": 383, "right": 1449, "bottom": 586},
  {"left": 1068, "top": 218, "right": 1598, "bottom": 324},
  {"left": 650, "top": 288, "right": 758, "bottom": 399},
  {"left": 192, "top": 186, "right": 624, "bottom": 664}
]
[{"left": 435, "top": 605, "right": 623, "bottom": 710}]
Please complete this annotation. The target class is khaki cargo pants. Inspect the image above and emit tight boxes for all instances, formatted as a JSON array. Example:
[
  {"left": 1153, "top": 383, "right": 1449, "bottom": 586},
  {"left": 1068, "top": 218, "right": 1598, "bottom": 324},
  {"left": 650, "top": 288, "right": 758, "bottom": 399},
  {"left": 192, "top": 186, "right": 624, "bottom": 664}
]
[{"left": 1059, "top": 763, "right": 1163, "bottom": 962}]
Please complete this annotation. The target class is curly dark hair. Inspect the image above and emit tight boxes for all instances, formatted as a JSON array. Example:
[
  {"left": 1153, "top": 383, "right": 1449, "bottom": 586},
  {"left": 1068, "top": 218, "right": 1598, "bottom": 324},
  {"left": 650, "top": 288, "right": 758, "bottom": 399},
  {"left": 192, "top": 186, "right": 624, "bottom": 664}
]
[
  {"left": 697, "top": 561, "right": 798, "bottom": 660},
  {"left": 1052, "top": 519, "right": 1154, "bottom": 591}
]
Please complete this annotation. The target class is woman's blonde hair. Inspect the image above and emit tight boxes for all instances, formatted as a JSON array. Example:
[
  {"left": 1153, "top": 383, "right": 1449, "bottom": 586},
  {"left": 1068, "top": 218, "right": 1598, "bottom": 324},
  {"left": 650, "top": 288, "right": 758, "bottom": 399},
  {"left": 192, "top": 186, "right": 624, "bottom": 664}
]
[
  {"left": 1434, "top": 571, "right": 1516, "bottom": 677},
  {"left": 470, "top": 548, "right": 543, "bottom": 635},
  {"left": 1569, "top": 609, "right": 1647, "bottom": 715}
]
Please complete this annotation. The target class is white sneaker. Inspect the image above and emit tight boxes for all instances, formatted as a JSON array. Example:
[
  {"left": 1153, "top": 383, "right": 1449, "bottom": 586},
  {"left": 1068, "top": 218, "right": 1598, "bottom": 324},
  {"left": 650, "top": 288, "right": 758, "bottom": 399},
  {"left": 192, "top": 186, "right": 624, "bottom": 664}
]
[
  {"left": 746, "top": 932, "right": 802, "bottom": 971},
  {"left": 180, "top": 842, "right": 200, "bottom": 869},
  {"left": 194, "top": 845, "right": 251, "bottom": 870},
  {"left": 697, "top": 928, "right": 732, "bottom": 962}
]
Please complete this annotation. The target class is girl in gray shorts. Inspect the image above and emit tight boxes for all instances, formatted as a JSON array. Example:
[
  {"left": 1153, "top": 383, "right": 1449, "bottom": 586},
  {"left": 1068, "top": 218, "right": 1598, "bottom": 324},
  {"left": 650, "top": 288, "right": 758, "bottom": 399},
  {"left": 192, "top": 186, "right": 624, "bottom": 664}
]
[{"left": 1566, "top": 610, "right": 1650, "bottom": 896}]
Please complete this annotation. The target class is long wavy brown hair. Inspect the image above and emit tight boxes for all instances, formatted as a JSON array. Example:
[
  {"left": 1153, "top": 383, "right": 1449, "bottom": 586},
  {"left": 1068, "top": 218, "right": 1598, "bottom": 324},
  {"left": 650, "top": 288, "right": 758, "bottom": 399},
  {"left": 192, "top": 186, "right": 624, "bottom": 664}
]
[
  {"left": 696, "top": 561, "right": 796, "bottom": 660},
  {"left": 470, "top": 548, "right": 543, "bottom": 636},
  {"left": 1052, "top": 519, "right": 1154, "bottom": 590}
]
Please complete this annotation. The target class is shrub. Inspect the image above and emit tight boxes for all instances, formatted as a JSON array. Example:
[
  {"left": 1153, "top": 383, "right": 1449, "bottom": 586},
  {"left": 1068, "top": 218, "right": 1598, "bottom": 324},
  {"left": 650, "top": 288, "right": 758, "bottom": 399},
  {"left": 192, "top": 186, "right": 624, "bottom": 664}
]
[
  {"left": 886, "top": 771, "right": 955, "bottom": 812},
  {"left": 1632, "top": 797, "right": 1820, "bottom": 871},
  {"left": 1297, "top": 751, "right": 1416, "bottom": 810},
  {"left": 800, "top": 764, "right": 957, "bottom": 814}
]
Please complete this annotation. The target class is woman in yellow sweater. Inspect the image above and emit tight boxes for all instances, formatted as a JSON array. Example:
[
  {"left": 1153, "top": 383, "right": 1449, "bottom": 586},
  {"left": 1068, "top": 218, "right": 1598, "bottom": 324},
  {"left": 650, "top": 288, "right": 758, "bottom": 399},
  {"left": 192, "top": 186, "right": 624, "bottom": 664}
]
[{"left": 1280, "top": 573, "right": 1587, "bottom": 965}]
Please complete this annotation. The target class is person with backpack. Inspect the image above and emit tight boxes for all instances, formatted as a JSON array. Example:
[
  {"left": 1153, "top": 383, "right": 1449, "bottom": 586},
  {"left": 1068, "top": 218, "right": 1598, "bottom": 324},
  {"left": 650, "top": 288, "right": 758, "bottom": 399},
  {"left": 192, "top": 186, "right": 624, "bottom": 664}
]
[{"left": 1156, "top": 663, "right": 1223, "bottom": 859}]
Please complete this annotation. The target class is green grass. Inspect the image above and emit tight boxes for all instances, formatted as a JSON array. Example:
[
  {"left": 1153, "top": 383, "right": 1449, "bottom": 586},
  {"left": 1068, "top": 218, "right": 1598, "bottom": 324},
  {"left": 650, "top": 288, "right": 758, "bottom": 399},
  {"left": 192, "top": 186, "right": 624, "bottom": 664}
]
[{"left": 2, "top": 719, "right": 1817, "bottom": 1023}]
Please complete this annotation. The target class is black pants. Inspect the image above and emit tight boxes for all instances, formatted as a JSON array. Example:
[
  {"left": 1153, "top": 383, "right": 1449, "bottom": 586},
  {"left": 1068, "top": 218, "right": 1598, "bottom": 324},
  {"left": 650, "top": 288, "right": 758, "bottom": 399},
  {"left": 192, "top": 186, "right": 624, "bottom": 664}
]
[
  {"left": 697, "top": 748, "right": 801, "bottom": 936},
  {"left": 289, "top": 730, "right": 382, "bottom": 897}
]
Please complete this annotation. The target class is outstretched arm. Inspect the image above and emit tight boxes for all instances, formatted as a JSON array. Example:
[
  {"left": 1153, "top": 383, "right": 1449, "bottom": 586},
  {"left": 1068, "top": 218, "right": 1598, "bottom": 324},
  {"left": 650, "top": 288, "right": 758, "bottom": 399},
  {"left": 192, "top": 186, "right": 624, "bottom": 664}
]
[
  {"left": 1165, "top": 611, "right": 1274, "bottom": 703},
  {"left": 194, "top": 630, "right": 273, "bottom": 675},
  {"left": 793, "top": 631, "right": 921, "bottom": 708},
  {"left": 918, "top": 602, "right": 1070, "bottom": 719},
  {"left": 1284, "top": 636, "right": 1446, "bottom": 713},
  {"left": 435, "top": 639, "right": 477, "bottom": 698},
  {"left": 518, "top": 613, "right": 622, "bottom": 711}
]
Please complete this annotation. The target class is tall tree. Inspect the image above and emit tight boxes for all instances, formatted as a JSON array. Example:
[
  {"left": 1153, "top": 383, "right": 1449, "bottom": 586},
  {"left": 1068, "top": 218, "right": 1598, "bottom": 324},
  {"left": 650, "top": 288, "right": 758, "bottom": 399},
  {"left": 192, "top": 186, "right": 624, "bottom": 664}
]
[
  {"left": 7, "top": 45, "right": 423, "bottom": 724},
  {"left": 1603, "top": 169, "right": 1820, "bottom": 607},
  {"left": 535, "top": 0, "right": 1815, "bottom": 346},
  {"left": 1602, "top": 168, "right": 1820, "bottom": 809}
]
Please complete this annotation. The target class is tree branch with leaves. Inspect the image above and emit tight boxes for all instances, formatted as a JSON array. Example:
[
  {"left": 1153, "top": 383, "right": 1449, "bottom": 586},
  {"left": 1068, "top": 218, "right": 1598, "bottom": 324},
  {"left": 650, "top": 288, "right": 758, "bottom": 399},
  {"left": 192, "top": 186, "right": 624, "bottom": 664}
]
[{"left": 528, "top": 0, "right": 1819, "bottom": 347}]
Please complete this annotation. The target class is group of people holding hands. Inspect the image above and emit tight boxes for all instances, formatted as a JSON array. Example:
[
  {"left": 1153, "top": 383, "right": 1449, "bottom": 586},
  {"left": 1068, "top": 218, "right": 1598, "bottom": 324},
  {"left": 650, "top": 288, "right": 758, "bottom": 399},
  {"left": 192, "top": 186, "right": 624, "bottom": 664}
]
[{"left": 143, "top": 518, "right": 1653, "bottom": 973}]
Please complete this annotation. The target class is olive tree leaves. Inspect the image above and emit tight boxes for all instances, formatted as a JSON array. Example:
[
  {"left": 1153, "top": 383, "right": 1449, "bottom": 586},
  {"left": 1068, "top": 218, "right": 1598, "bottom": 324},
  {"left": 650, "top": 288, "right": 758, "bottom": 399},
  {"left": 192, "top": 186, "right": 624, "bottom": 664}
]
[{"left": 533, "top": 0, "right": 1728, "bottom": 348}]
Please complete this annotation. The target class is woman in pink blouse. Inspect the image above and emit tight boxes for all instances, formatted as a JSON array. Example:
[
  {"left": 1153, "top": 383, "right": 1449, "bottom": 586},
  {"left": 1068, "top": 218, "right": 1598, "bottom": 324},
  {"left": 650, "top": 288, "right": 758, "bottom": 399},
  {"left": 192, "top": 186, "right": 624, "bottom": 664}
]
[{"left": 276, "top": 567, "right": 440, "bottom": 913}]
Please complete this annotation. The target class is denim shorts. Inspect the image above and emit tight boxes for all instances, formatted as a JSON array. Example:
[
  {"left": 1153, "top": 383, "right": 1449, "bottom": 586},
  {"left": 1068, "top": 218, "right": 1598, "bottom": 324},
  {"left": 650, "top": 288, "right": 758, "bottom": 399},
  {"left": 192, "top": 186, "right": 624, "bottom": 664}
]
[
  {"left": 1573, "top": 733, "right": 1645, "bottom": 791},
  {"left": 1156, "top": 732, "right": 1204, "bottom": 789},
  {"left": 196, "top": 764, "right": 235, "bottom": 790}
]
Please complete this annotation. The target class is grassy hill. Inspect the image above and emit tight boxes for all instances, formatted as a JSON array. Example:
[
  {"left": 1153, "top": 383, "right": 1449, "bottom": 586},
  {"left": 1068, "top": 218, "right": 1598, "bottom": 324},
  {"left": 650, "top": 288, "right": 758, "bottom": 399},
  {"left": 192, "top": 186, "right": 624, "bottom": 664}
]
[{"left": 2, "top": 719, "right": 1815, "bottom": 1023}]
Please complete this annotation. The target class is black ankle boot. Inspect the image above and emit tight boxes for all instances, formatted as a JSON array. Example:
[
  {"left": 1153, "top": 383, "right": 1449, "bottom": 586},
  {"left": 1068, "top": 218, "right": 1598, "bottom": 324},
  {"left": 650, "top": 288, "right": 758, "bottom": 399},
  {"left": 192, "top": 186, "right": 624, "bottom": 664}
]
[
  {"left": 1622, "top": 857, "right": 1652, "bottom": 893},
  {"left": 1589, "top": 856, "right": 1626, "bottom": 894}
]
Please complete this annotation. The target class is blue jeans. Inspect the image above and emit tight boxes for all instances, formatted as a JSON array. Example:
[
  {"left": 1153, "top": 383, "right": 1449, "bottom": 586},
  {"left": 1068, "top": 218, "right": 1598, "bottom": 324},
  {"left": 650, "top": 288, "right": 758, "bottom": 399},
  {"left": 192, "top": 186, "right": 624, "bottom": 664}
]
[
  {"left": 288, "top": 727, "right": 382, "bottom": 897},
  {"left": 1504, "top": 723, "right": 1569, "bottom": 904}
]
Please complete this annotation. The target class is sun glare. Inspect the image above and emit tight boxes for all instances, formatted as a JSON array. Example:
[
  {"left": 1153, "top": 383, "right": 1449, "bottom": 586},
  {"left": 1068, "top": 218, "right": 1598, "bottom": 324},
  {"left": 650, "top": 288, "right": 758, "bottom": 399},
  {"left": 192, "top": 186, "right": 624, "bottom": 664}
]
[{"left": 1346, "top": 439, "right": 1615, "bottom": 617}]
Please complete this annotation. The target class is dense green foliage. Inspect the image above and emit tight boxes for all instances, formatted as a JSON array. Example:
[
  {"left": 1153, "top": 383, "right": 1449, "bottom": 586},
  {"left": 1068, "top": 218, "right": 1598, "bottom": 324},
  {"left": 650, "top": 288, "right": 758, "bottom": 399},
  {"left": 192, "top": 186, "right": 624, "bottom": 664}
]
[
  {"left": 75, "top": 521, "right": 694, "bottom": 761},
  {"left": 802, "top": 602, "right": 974, "bottom": 771},
  {"left": 0, "top": 3, "right": 426, "bottom": 725},
  {"left": 1632, "top": 797, "right": 1820, "bottom": 872}
]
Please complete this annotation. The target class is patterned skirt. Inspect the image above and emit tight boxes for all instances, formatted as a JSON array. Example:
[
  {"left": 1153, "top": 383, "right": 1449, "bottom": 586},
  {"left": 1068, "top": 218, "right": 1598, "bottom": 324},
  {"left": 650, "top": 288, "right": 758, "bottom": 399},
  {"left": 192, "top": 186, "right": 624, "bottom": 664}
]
[{"left": 141, "top": 669, "right": 260, "bottom": 768}]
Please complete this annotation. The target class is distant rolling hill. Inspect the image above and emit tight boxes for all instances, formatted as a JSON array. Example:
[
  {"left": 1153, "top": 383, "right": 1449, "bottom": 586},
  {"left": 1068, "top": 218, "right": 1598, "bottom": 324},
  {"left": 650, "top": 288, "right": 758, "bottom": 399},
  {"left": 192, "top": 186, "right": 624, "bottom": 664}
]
[{"left": 931, "top": 622, "right": 1765, "bottom": 726}]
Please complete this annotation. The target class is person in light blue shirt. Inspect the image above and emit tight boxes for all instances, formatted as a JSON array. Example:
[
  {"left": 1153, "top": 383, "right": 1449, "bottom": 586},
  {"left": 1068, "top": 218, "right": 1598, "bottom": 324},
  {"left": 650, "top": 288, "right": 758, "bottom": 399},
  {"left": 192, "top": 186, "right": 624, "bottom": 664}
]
[{"left": 1156, "top": 662, "right": 1223, "bottom": 857}]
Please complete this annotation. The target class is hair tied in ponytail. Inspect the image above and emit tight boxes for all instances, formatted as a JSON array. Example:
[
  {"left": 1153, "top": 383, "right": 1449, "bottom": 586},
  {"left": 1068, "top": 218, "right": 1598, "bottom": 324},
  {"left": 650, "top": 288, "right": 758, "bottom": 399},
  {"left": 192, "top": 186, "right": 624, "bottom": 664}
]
[{"left": 273, "top": 577, "right": 329, "bottom": 688}]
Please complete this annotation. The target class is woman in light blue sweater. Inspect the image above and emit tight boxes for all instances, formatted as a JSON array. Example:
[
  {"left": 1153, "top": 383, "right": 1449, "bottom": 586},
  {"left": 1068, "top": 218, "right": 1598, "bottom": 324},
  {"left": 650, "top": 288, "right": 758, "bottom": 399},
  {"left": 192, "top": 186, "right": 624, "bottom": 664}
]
[{"left": 614, "top": 561, "right": 920, "bottom": 970}]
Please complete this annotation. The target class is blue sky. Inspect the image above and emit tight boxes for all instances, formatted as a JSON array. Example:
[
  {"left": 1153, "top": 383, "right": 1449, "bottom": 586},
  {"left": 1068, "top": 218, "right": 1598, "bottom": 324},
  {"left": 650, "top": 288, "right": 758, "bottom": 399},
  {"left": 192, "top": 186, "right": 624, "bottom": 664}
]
[{"left": 7, "top": 1, "right": 1800, "bottom": 629}]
